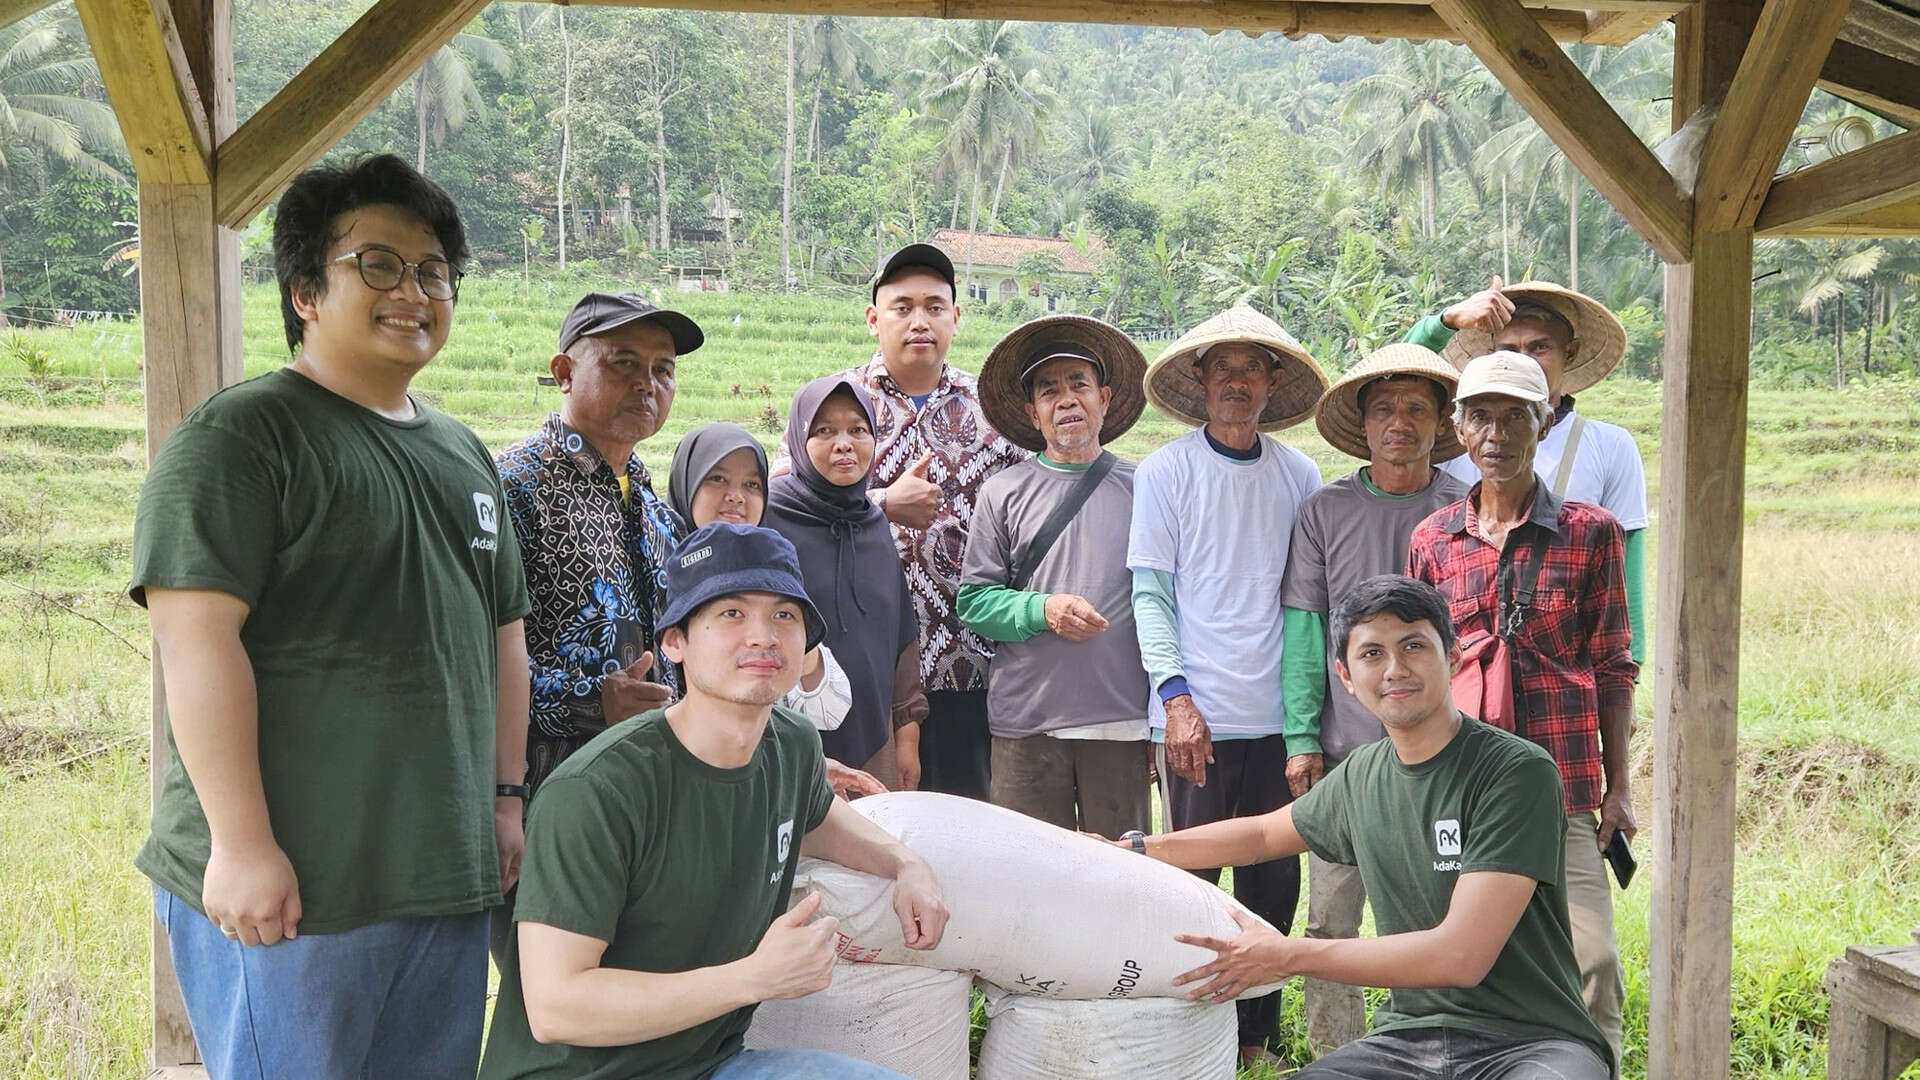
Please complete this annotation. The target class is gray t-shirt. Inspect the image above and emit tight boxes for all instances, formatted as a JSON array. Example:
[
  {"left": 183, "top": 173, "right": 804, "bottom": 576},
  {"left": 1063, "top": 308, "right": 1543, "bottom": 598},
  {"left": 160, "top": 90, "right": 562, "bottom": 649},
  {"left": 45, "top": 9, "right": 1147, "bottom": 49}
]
[
  {"left": 962, "top": 456, "right": 1148, "bottom": 737},
  {"left": 1281, "top": 468, "right": 1469, "bottom": 763}
]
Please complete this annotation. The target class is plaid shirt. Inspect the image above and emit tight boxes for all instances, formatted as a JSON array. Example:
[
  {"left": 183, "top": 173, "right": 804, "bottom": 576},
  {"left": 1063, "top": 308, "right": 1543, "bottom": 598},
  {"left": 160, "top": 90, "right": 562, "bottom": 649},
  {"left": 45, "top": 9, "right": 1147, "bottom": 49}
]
[
  {"left": 1407, "top": 482, "right": 1637, "bottom": 813},
  {"left": 774, "top": 353, "right": 1029, "bottom": 692}
]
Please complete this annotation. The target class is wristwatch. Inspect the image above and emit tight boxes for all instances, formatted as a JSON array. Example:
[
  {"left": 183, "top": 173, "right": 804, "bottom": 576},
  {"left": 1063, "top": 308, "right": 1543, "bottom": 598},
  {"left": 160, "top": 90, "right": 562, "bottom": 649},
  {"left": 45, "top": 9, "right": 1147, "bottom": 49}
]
[
  {"left": 1121, "top": 830, "right": 1147, "bottom": 855},
  {"left": 495, "top": 783, "right": 530, "bottom": 800}
]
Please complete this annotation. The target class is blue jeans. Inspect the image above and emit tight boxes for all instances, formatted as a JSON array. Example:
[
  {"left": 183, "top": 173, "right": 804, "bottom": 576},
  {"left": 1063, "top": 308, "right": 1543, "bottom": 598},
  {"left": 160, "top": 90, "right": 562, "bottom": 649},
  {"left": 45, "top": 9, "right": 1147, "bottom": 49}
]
[
  {"left": 156, "top": 885, "right": 488, "bottom": 1080},
  {"left": 710, "top": 1049, "right": 911, "bottom": 1079}
]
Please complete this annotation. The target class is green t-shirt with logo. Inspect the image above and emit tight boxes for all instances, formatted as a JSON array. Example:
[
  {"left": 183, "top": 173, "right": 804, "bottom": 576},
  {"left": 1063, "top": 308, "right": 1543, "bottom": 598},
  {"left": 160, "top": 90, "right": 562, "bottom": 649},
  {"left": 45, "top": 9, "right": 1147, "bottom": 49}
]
[
  {"left": 129, "top": 367, "right": 530, "bottom": 934},
  {"left": 1290, "top": 717, "right": 1610, "bottom": 1069},
  {"left": 481, "top": 706, "right": 835, "bottom": 1080}
]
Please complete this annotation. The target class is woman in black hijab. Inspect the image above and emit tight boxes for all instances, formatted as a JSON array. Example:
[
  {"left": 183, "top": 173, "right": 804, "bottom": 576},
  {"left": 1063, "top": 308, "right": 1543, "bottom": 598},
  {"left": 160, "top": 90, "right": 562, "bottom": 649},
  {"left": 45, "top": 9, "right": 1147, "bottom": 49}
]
[{"left": 764, "top": 377, "right": 926, "bottom": 790}]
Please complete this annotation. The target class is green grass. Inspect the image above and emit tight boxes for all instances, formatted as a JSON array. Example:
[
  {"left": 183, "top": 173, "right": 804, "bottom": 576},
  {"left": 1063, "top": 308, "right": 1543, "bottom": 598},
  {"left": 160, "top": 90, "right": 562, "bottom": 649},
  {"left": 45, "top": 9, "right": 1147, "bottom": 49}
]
[{"left": 3, "top": 276, "right": 1919, "bottom": 1078}]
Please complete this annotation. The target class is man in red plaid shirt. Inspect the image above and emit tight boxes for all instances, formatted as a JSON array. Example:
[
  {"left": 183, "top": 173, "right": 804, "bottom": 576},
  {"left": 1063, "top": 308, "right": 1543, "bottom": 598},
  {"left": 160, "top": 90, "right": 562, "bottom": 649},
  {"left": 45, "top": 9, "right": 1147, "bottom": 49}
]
[{"left": 1406, "top": 349, "right": 1637, "bottom": 1060}]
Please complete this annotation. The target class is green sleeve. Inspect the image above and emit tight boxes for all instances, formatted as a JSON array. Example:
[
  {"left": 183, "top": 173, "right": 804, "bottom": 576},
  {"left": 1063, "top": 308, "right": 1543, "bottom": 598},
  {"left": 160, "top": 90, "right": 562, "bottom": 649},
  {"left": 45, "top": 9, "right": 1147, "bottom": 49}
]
[
  {"left": 1623, "top": 528, "right": 1647, "bottom": 669},
  {"left": 1130, "top": 568, "right": 1184, "bottom": 692},
  {"left": 955, "top": 582, "right": 1048, "bottom": 643},
  {"left": 1401, "top": 313, "right": 1456, "bottom": 352},
  {"left": 1282, "top": 607, "right": 1328, "bottom": 758}
]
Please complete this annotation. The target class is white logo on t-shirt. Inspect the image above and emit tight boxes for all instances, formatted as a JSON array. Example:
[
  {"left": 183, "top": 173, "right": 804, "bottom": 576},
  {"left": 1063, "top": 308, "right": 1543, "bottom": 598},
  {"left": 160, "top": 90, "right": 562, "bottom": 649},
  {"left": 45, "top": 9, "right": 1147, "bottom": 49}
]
[
  {"left": 776, "top": 819, "right": 794, "bottom": 862},
  {"left": 1434, "top": 819, "right": 1463, "bottom": 857},
  {"left": 473, "top": 492, "right": 498, "bottom": 534}
]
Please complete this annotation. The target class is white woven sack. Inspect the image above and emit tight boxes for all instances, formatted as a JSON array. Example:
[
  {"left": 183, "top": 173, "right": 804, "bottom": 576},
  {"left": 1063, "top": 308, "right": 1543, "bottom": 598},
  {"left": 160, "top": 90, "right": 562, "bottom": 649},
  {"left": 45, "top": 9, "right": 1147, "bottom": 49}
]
[
  {"left": 743, "top": 960, "right": 972, "bottom": 1080},
  {"left": 795, "top": 791, "right": 1281, "bottom": 1000},
  {"left": 975, "top": 983, "right": 1237, "bottom": 1080}
]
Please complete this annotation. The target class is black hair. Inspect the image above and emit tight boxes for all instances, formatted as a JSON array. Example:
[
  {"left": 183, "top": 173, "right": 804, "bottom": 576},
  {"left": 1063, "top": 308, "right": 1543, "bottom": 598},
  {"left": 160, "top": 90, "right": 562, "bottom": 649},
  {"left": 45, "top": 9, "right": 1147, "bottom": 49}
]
[
  {"left": 272, "top": 153, "right": 469, "bottom": 353},
  {"left": 1506, "top": 299, "right": 1575, "bottom": 346},
  {"left": 1357, "top": 372, "right": 1450, "bottom": 414},
  {"left": 1331, "top": 575, "right": 1455, "bottom": 663}
]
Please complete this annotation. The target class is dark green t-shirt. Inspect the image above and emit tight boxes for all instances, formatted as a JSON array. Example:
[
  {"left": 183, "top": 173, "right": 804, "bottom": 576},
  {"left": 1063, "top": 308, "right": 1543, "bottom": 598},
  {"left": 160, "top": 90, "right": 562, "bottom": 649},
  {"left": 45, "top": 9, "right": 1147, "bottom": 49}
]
[
  {"left": 481, "top": 706, "right": 835, "bottom": 1080},
  {"left": 130, "top": 368, "right": 530, "bottom": 934},
  {"left": 1291, "top": 718, "right": 1610, "bottom": 1068}
]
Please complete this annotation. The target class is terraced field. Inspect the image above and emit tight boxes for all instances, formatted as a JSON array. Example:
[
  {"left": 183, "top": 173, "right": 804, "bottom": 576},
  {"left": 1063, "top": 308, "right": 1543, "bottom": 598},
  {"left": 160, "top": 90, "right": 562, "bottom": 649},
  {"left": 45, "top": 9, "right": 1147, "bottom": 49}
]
[{"left": 1, "top": 276, "right": 1917, "bottom": 1077}]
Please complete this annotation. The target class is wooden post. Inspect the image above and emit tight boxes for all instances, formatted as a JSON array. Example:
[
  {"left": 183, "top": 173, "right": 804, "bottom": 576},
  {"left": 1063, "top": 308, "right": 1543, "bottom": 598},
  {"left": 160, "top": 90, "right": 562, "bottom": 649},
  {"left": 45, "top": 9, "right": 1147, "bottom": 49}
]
[
  {"left": 139, "top": 0, "right": 241, "bottom": 1069},
  {"left": 1650, "top": 5, "right": 1752, "bottom": 1078}
]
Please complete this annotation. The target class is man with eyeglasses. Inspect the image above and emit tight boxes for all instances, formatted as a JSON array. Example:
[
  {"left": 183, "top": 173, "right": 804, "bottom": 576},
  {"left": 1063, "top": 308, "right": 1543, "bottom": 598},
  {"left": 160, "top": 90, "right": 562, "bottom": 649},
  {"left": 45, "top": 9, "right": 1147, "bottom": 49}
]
[{"left": 129, "top": 154, "right": 531, "bottom": 1078}]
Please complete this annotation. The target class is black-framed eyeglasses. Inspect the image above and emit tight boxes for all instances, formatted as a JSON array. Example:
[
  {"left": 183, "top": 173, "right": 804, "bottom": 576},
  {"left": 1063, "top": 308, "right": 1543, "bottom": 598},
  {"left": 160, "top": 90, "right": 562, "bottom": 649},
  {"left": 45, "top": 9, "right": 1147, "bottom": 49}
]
[{"left": 330, "top": 248, "right": 461, "bottom": 301}]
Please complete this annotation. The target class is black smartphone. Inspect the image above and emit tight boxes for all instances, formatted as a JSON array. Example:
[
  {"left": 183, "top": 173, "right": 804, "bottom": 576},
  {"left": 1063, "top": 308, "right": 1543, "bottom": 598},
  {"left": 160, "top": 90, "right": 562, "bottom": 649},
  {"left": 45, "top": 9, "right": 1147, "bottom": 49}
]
[{"left": 1604, "top": 830, "right": 1637, "bottom": 889}]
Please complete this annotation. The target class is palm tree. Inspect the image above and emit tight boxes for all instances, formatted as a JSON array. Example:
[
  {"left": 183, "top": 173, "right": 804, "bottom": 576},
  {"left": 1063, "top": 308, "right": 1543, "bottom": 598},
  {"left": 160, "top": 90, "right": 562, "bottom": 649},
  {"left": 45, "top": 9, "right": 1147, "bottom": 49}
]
[
  {"left": 0, "top": 8, "right": 122, "bottom": 182},
  {"left": 801, "top": 16, "right": 876, "bottom": 163},
  {"left": 411, "top": 29, "right": 511, "bottom": 172},
  {"left": 910, "top": 21, "right": 1053, "bottom": 289},
  {"left": 1475, "top": 34, "right": 1668, "bottom": 290},
  {"left": 1198, "top": 239, "right": 1309, "bottom": 321},
  {"left": 1340, "top": 40, "right": 1492, "bottom": 239},
  {"left": 1056, "top": 107, "right": 1133, "bottom": 197},
  {"left": 1272, "top": 58, "right": 1337, "bottom": 135},
  {"left": 1766, "top": 238, "right": 1887, "bottom": 388}
]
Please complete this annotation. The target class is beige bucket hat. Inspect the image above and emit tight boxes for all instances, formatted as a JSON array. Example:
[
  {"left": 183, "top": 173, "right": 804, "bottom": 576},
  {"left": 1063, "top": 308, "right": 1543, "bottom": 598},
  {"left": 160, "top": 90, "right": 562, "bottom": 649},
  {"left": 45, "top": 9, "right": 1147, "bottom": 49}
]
[
  {"left": 978, "top": 314, "right": 1148, "bottom": 454},
  {"left": 1145, "top": 304, "right": 1328, "bottom": 431},
  {"left": 1437, "top": 281, "right": 1627, "bottom": 395},
  {"left": 1315, "top": 343, "right": 1465, "bottom": 462}
]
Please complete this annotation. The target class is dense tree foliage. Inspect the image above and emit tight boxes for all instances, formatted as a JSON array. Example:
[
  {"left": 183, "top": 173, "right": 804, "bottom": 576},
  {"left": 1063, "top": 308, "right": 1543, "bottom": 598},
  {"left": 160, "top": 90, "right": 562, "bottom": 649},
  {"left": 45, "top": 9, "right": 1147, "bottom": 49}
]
[{"left": 2, "top": 1, "right": 1916, "bottom": 383}]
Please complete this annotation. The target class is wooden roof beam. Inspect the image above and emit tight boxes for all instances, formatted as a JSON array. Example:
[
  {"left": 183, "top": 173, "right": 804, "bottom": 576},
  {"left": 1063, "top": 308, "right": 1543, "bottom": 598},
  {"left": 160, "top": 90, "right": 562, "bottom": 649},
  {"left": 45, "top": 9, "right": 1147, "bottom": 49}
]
[
  {"left": 0, "top": 0, "right": 56, "bottom": 29},
  {"left": 1817, "top": 41, "right": 1920, "bottom": 130},
  {"left": 1754, "top": 125, "right": 1920, "bottom": 236},
  {"left": 564, "top": 0, "right": 1596, "bottom": 43},
  {"left": 1581, "top": 6, "right": 1684, "bottom": 46},
  {"left": 1431, "top": 0, "right": 1692, "bottom": 262},
  {"left": 1691, "top": 0, "right": 1850, "bottom": 233},
  {"left": 72, "top": 0, "right": 210, "bottom": 184},
  {"left": 213, "top": 0, "right": 489, "bottom": 227}
]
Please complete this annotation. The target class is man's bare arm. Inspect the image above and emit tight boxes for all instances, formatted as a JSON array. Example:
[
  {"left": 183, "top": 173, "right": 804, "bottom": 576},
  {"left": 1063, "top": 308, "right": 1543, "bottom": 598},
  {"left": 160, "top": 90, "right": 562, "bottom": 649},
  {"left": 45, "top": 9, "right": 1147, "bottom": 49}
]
[
  {"left": 517, "top": 893, "right": 837, "bottom": 1046},
  {"left": 146, "top": 586, "right": 302, "bottom": 946},
  {"left": 495, "top": 619, "right": 531, "bottom": 890},
  {"left": 1135, "top": 803, "right": 1309, "bottom": 869}
]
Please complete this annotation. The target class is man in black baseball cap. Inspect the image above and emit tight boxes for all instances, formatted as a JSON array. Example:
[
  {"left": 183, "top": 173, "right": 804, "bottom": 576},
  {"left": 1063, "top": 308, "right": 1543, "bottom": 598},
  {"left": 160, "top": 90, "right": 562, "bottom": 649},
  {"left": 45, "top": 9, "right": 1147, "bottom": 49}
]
[
  {"left": 482, "top": 523, "right": 948, "bottom": 1080},
  {"left": 487, "top": 289, "right": 711, "bottom": 962},
  {"left": 869, "top": 242, "right": 956, "bottom": 303}
]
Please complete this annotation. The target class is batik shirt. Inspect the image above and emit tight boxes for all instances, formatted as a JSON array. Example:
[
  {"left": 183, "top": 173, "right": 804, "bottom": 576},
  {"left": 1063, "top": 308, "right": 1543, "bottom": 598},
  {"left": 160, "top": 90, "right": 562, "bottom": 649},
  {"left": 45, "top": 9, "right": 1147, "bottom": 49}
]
[
  {"left": 496, "top": 415, "right": 684, "bottom": 749},
  {"left": 774, "top": 354, "right": 1029, "bottom": 693}
]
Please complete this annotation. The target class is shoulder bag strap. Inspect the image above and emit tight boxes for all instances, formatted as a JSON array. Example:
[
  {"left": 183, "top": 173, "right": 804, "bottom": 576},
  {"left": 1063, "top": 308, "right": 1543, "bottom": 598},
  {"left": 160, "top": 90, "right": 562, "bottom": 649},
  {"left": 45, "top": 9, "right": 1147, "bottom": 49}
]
[
  {"left": 1551, "top": 414, "right": 1587, "bottom": 498},
  {"left": 1008, "top": 452, "right": 1117, "bottom": 591}
]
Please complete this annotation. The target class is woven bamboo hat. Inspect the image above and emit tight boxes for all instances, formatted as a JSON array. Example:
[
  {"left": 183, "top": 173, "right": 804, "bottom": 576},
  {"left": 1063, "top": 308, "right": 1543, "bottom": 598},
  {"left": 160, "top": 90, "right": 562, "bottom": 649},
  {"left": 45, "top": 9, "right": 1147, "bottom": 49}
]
[
  {"left": 979, "top": 314, "right": 1148, "bottom": 454},
  {"left": 1438, "top": 281, "right": 1627, "bottom": 395},
  {"left": 1315, "top": 343, "right": 1465, "bottom": 463},
  {"left": 1145, "top": 304, "right": 1328, "bottom": 431}
]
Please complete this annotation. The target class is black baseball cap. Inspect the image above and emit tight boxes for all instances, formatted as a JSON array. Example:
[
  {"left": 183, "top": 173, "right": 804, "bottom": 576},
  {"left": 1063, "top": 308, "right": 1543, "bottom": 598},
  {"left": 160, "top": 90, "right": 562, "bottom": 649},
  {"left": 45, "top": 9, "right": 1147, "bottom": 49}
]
[
  {"left": 657, "top": 523, "right": 826, "bottom": 652},
  {"left": 871, "top": 243, "right": 957, "bottom": 302},
  {"left": 558, "top": 291, "right": 704, "bottom": 355}
]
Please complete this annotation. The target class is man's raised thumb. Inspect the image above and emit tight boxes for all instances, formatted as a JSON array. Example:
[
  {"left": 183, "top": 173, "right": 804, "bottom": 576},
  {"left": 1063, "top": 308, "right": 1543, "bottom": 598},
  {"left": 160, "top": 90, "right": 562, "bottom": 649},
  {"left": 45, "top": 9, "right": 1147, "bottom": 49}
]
[
  {"left": 628, "top": 650, "right": 654, "bottom": 674},
  {"left": 1490, "top": 273, "right": 1504, "bottom": 293},
  {"left": 907, "top": 452, "right": 933, "bottom": 477}
]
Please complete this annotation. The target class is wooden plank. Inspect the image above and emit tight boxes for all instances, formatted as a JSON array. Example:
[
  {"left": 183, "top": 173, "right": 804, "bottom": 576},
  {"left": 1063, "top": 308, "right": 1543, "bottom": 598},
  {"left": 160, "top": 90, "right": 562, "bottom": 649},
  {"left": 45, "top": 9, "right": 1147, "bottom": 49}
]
[
  {"left": 565, "top": 0, "right": 1596, "bottom": 43},
  {"left": 1827, "top": 956, "right": 1920, "bottom": 1075},
  {"left": 1852, "top": 945, "right": 1920, "bottom": 996},
  {"left": 143, "top": 2, "right": 237, "bottom": 1069},
  {"left": 0, "top": 0, "right": 57, "bottom": 29},
  {"left": 145, "top": 1069, "right": 209, "bottom": 1080},
  {"left": 1648, "top": 225, "right": 1750, "bottom": 1080},
  {"left": 213, "top": 0, "right": 489, "bottom": 227},
  {"left": 1582, "top": 7, "right": 1680, "bottom": 46},
  {"left": 71, "top": 0, "right": 210, "bottom": 184},
  {"left": 1753, "top": 126, "right": 1920, "bottom": 235},
  {"left": 1818, "top": 41, "right": 1920, "bottom": 130},
  {"left": 1691, "top": 0, "right": 1850, "bottom": 233},
  {"left": 1432, "top": 0, "right": 1692, "bottom": 263}
]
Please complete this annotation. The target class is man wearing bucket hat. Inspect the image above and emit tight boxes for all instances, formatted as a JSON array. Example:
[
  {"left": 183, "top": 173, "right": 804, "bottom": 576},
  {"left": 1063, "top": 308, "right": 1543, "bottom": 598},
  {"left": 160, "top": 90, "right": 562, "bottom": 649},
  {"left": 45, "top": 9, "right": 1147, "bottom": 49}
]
[
  {"left": 772, "top": 244, "right": 1029, "bottom": 803},
  {"left": 1126, "top": 303, "right": 1329, "bottom": 1061},
  {"left": 1406, "top": 350, "right": 1637, "bottom": 1059},
  {"left": 1281, "top": 342, "right": 1469, "bottom": 1057},
  {"left": 955, "top": 314, "right": 1153, "bottom": 838},
  {"left": 482, "top": 522, "right": 947, "bottom": 1080},
  {"left": 1405, "top": 277, "right": 1648, "bottom": 672}
]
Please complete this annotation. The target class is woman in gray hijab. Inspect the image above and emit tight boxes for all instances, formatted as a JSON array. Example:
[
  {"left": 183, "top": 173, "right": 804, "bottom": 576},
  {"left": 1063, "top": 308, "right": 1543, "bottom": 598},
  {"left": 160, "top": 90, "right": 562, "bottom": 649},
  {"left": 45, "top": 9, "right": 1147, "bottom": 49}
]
[{"left": 669, "top": 422, "right": 879, "bottom": 797}]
